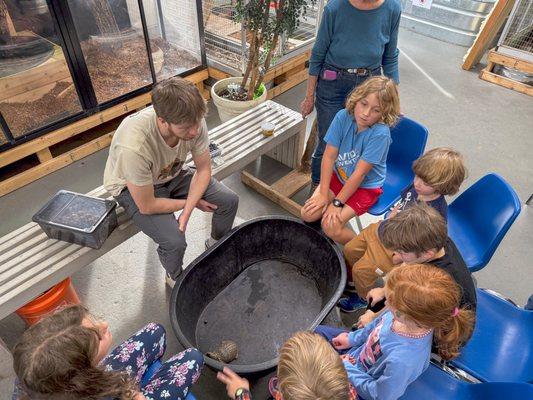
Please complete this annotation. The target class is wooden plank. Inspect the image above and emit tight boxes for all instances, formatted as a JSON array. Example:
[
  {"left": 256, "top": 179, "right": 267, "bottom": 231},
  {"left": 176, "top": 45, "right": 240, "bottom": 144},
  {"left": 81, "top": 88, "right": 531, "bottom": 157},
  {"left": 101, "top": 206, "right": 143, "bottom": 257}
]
[
  {"left": 0, "top": 49, "right": 70, "bottom": 101},
  {"left": 462, "top": 0, "right": 515, "bottom": 70},
  {"left": 271, "top": 169, "right": 311, "bottom": 198},
  {"left": 208, "top": 67, "right": 232, "bottom": 81},
  {"left": 241, "top": 170, "right": 302, "bottom": 217},
  {"left": 0, "top": 133, "right": 114, "bottom": 197},
  {"left": 36, "top": 148, "right": 53, "bottom": 163},
  {"left": 185, "top": 69, "right": 209, "bottom": 84},
  {"left": 264, "top": 50, "right": 310, "bottom": 82},
  {"left": 488, "top": 50, "right": 533, "bottom": 74},
  {"left": 267, "top": 69, "right": 309, "bottom": 99},
  {"left": 479, "top": 69, "right": 533, "bottom": 96},
  {"left": 0, "top": 93, "right": 151, "bottom": 168}
]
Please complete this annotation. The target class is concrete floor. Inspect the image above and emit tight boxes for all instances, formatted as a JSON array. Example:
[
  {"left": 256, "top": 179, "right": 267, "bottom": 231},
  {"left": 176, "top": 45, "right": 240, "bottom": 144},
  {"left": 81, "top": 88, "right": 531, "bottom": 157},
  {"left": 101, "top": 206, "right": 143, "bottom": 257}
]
[{"left": 1, "top": 28, "right": 532, "bottom": 399}]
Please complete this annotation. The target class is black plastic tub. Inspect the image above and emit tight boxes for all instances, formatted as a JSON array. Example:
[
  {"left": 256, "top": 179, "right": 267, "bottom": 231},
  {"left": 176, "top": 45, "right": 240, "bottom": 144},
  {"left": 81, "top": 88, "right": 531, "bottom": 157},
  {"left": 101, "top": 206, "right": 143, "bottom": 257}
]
[
  {"left": 170, "top": 216, "right": 346, "bottom": 374},
  {"left": 32, "top": 190, "right": 118, "bottom": 249}
]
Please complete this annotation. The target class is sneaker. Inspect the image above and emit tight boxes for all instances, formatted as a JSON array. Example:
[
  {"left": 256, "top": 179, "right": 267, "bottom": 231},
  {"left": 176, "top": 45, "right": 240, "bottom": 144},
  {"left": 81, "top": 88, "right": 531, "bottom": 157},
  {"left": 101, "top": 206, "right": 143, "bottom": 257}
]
[
  {"left": 165, "top": 273, "right": 176, "bottom": 288},
  {"left": 205, "top": 237, "right": 218, "bottom": 249},
  {"left": 343, "top": 281, "right": 357, "bottom": 296},
  {"left": 338, "top": 294, "right": 368, "bottom": 313}
]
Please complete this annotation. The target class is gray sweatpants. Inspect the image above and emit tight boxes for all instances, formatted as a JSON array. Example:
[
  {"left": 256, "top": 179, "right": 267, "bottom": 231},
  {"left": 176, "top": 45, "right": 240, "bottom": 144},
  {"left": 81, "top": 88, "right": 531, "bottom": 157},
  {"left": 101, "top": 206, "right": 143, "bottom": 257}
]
[{"left": 116, "top": 168, "right": 239, "bottom": 278}]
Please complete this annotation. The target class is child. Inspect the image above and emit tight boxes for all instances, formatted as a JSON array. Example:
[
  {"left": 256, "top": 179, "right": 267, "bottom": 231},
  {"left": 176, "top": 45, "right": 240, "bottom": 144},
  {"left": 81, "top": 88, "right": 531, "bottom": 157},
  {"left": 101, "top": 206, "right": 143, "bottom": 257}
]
[
  {"left": 343, "top": 205, "right": 477, "bottom": 327},
  {"left": 317, "top": 264, "right": 475, "bottom": 400},
  {"left": 301, "top": 76, "right": 400, "bottom": 245},
  {"left": 386, "top": 147, "right": 465, "bottom": 221},
  {"left": 217, "top": 331, "right": 354, "bottom": 400},
  {"left": 13, "top": 305, "right": 203, "bottom": 400},
  {"left": 339, "top": 146, "right": 467, "bottom": 312}
]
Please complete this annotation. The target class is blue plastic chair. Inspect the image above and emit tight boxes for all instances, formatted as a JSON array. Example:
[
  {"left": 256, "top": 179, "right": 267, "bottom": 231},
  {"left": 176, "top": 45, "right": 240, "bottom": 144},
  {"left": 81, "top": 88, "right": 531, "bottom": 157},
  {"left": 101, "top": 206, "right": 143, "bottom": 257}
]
[
  {"left": 448, "top": 173, "right": 521, "bottom": 272},
  {"left": 400, "top": 363, "right": 533, "bottom": 399},
  {"left": 449, "top": 288, "right": 533, "bottom": 383},
  {"left": 354, "top": 117, "right": 428, "bottom": 230},
  {"left": 141, "top": 359, "right": 197, "bottom": 399}
]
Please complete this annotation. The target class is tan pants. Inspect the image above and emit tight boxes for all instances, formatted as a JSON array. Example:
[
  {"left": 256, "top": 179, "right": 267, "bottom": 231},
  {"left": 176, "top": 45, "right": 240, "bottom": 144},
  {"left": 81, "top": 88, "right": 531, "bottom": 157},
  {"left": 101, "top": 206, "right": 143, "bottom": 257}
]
[{"left": 343, "top": 222, "right": 396, "bottom": 298}]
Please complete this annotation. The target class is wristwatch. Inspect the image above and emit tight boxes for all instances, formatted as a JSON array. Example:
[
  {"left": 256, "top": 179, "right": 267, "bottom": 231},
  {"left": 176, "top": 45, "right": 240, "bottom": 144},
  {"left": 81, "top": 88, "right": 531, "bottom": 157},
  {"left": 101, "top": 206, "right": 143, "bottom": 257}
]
[{"left": 332, "top": 198, "right": 344, "bottom": 208}]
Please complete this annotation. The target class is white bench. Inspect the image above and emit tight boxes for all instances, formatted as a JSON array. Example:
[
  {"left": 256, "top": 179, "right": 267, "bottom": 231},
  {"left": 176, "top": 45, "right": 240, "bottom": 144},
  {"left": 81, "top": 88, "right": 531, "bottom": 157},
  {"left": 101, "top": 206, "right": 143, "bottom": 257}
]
[{"left": 0, "top": 100, "right": 306, "bottom": 376}]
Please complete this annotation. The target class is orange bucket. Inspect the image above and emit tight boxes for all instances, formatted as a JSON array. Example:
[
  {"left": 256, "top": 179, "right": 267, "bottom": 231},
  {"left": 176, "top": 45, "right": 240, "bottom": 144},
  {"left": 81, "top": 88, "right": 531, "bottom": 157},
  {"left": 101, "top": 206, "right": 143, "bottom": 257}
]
[{"left": 16, "top": 278, "right": 81, "bottom": 326}]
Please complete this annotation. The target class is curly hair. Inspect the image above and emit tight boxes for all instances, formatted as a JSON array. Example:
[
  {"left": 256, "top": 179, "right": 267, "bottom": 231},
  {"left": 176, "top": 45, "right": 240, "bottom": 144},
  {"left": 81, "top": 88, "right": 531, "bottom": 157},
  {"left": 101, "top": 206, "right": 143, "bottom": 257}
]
[
  {"left": 386, "top": 264, "right": 475, "bottom": 360},
  {"left": 13, "top": 305, "right": 138, "bottom": 400},
  {"left": 345, "top": 76, "right": 400, "bottom": 126}
]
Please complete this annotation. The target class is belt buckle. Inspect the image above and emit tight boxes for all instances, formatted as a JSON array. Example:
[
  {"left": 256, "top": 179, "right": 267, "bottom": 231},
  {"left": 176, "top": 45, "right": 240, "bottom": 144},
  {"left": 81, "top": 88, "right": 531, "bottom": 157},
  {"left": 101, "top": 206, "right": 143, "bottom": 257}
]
[{"left": 355, "top": 68, "right": 369, "bottom": 76}]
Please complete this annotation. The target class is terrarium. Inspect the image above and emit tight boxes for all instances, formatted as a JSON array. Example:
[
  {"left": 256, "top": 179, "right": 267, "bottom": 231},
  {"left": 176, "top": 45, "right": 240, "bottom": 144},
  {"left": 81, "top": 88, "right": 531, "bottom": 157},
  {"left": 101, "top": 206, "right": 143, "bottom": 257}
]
[
  {"left": 0, "top": 0, "right": 205, "bottom": 150},
  {"left": 201, "top": 0, "right": 323, "bottom": 74}
]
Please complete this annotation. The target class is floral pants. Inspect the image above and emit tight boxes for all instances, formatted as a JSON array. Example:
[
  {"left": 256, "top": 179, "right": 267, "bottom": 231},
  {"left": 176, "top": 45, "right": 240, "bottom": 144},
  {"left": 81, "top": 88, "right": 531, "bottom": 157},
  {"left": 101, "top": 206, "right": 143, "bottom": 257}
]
[{"left": 101, "top": 323, "right": 204, "bottom": 400}]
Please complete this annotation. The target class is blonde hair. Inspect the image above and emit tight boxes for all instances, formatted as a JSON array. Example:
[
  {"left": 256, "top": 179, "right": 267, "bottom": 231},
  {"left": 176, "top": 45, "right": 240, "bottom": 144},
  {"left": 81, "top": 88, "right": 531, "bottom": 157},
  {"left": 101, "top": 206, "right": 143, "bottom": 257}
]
[
  {"left": 345, "top": 76, "right": 400, "bottom": 126},
  {"left": 381, "top": 203, "right": 447, "bottom": 255},
  {"left": 152, "top": 77, "right": 207, "bottom": 125},
  {"left": 413, "top": 148, "right": 466, "bottom": 195},
  {"left": 277, "top": 331, "right": 350, "bottom": 400},
  {"left": 385, "top": 264, "right": 475, "bottom": 360}
]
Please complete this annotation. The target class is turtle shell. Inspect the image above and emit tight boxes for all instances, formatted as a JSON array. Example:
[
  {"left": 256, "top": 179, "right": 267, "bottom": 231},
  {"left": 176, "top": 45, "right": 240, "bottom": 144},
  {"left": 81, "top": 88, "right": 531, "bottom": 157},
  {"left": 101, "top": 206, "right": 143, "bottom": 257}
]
[{"left": 206, "top": 340, "right": 238, "bottom": 363}]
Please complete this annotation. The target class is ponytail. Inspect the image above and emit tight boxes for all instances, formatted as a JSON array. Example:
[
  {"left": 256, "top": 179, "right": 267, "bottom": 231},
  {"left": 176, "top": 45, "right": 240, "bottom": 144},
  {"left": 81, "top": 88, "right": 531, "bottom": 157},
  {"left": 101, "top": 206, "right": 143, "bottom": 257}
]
[
  {"left": 434, "top": 307, "right": 475, "bottom": 360},
  {"left": 386, "top": 264, "right": 476, "bottom": 361}
]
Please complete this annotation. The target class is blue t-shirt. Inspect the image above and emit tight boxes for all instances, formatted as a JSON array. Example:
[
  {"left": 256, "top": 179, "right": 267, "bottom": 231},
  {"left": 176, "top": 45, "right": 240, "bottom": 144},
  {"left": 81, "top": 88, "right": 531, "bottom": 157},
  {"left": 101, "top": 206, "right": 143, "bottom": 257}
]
[
  {"left": 344, "top": 311, "right": 432, "bottom": 400},
  {"left": 324, "top": 109, "right": 391, "bottom": 189},
  {"left": 309, "top": 0, "right": 402, "bottom": 83}
]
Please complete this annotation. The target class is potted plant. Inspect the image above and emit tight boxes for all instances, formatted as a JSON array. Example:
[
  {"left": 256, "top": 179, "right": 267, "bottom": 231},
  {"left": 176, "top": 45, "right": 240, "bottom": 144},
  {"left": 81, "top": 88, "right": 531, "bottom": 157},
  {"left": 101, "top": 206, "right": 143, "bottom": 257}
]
[{"left": 212, "top": 0, "right": 316, "bottom": 122}]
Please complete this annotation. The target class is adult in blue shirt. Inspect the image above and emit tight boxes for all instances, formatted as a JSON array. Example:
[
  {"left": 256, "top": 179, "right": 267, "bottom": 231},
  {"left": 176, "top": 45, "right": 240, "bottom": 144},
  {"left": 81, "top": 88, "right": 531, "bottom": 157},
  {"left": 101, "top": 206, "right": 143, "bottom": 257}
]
[{"left": 301, "top": 0, "right": 401, "bottom": 192}]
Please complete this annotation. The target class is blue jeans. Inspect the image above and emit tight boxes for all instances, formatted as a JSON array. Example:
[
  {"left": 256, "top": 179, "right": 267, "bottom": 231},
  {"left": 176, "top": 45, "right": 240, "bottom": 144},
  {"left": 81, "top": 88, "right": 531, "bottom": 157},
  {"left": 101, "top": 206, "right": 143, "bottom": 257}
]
[
  {"left": 315, "top": 324, "right": 352, "bottom": 355},
  {"left": 312, "top": 65, "right": 382, "bottom": 184},
  {"left": 102, "top": 323, "right": 204, "bottom": 400}
]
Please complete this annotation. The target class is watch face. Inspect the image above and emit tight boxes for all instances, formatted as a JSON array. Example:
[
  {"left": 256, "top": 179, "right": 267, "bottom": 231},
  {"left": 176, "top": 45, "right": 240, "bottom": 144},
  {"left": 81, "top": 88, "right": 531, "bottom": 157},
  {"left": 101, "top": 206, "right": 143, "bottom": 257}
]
[{"left": 333, "top": 199, "right": 343, "bottom": 207}]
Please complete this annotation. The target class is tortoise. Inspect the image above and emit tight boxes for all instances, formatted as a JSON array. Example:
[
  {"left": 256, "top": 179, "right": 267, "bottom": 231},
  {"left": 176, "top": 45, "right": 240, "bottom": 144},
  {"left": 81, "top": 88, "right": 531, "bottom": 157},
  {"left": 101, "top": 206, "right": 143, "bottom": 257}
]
[{"left": 206, "top": 340, "right": 239, "bottom": 363}]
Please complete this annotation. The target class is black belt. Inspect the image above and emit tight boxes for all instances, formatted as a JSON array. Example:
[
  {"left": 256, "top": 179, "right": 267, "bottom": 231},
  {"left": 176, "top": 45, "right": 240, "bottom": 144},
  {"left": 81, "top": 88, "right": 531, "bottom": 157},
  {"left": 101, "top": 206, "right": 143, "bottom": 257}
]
[{"left": 343, "top": 66, "right": 381, "bottom": 76}]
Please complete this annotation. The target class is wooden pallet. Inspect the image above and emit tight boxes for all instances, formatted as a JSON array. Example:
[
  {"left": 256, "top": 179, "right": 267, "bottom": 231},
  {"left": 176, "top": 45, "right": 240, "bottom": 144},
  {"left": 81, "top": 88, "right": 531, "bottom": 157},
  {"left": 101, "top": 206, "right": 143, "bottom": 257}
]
[
  {"left": 208, "top": 49, "right": 311, "bottom": 100},
  {"left": 0, "top": 69, "right": 209, "bottom": 197},
  {"left": 480, "top": 50, "right": 533, "bottom": 96}
]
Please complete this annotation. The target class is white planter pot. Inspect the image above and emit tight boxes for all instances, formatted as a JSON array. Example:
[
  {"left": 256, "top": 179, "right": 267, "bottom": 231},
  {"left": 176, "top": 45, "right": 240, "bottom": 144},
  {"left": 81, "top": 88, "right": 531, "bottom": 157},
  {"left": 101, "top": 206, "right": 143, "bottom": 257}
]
[{"left": 211, "top": 77, "right": 268, "bottom": 123}]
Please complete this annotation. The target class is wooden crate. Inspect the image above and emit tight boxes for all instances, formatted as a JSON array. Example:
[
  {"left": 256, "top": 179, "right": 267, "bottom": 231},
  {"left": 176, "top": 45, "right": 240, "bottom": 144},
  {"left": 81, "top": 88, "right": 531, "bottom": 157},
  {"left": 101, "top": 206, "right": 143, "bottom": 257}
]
[
  {"left": 480, "top": 49, "right": 533, "bottom": 96},
  {"left": 0, "top": 69, "right": 209, "bottom": 197}
]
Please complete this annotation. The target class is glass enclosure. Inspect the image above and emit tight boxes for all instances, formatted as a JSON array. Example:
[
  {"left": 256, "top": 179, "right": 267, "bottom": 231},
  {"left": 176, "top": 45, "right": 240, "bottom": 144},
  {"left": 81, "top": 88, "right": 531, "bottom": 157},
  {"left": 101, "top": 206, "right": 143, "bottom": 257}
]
[
  {"left": 0, "top": 0, "right": 205, "bottom": 151},
  {"left": 0, "top": 0, "right": 82, "bottom": 138},
  {"left": 201, "top": 0, "right": 322, "bottom": 73},
  {"left": 141, "top": 0, "right": 204, "bottom": 81}
]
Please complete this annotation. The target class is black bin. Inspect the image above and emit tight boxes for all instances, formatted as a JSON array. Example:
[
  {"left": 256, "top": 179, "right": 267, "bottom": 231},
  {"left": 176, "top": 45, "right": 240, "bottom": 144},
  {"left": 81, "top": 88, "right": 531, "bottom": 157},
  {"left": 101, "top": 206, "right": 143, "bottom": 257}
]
[
  {"left": 170, "top": 216, "right": 346, "bottom": 374},
  {"left": 32, "top": 190, "right": 118, "bottom": 249}
]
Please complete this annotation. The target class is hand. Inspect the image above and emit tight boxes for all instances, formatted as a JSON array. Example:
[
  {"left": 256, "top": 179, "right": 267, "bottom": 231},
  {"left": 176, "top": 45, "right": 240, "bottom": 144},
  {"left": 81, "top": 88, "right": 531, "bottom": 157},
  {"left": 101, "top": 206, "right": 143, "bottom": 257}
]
[
  {"left": 177, "top": 213, "right": 189, "bottom": 233},
  {"left": 300, "top": 95, "right": 314, "bottom": 118},
  {"left": 366, "top": 287, "right": 386, "bottom": 307},
  {"left": 217, "top": 367, "right": 250, "bottom": 400},
  {"left": 356, "top": 310, "right": 377, "bottom": 329},
  {"left": 133, "top": 392, "right": 147, "bottom": 400},
  {"left": 332, "top": 332, "right": 351, "bottom": 350},
  {"left": 196, "top": 199, "right": 218, "bottom": 212},
  {"left": 340, "top": 353, "right": 356, "bottom": 365},
  {"left": 387, "top": 204, "right": 400, "bottom": 219},
  {"left": 322, "top": 203, "right": 342, "bottom": 228},
  {"left": 303, "top": 191, "right": 328, "bottom": 214}
]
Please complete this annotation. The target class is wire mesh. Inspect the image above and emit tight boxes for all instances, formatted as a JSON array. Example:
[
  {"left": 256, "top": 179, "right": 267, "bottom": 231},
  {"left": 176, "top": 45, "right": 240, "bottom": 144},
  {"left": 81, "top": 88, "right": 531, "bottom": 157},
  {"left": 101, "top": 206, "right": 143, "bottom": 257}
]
[
  {"left": 500, "top": 0, "right": 533, "bottom": 54},
  {"left": 202, "top": 0, "right": 324, "bottom": 72}
]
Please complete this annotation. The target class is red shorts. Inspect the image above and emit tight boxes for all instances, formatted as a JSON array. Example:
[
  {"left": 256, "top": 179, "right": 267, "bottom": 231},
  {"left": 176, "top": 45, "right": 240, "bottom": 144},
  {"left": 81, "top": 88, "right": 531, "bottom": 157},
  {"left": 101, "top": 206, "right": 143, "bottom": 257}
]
[{"left": 329, "top": 173, "right": 383, "bottom": 216}]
